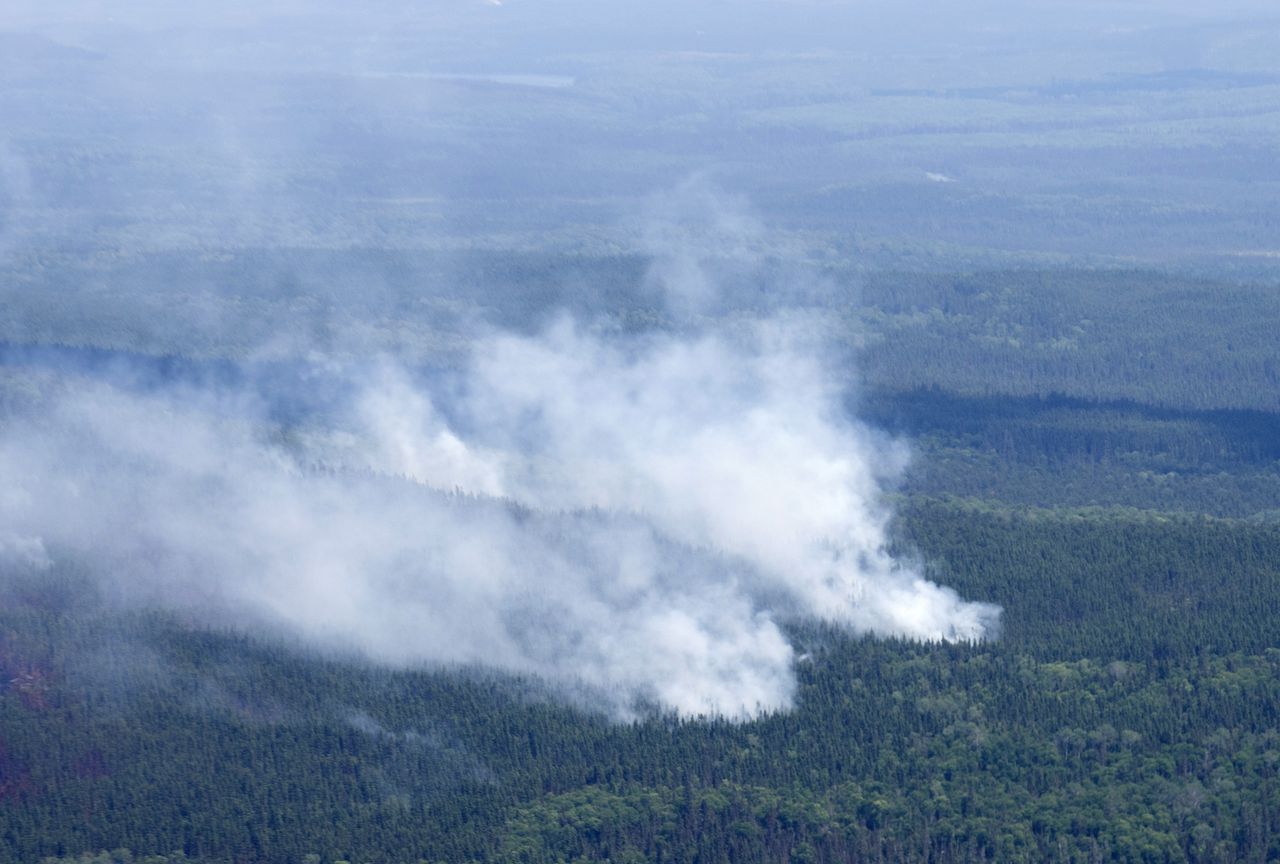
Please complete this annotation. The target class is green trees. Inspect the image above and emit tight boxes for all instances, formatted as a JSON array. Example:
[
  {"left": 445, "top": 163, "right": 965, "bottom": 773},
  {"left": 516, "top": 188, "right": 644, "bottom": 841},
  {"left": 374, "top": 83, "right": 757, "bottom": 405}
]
[
  {"left": 4, "top": 499, "right": 1280, "bottom": 863},
  {"left": 5, "top": 255, "right": 1280, "bottom": 862}
]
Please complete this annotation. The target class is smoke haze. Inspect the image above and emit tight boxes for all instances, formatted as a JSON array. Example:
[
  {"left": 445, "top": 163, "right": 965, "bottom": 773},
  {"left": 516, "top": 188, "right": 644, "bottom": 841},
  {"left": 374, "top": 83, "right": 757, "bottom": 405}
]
[{"left": 0, "top": 188, "right": 998, "bottom": 720}]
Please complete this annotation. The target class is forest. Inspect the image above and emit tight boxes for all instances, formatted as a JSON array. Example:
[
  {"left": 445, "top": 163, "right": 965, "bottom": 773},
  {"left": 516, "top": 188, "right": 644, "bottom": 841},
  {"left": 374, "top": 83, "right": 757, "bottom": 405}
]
[
  {"left": 4, "top": 256, "right": 1280, "bottom": 863},
  {"left": 3, "top": 498, "right": 1280, "bottom": 862},
  {"left": 5, "top": 1, "right": 1280, "bottom": 862}
]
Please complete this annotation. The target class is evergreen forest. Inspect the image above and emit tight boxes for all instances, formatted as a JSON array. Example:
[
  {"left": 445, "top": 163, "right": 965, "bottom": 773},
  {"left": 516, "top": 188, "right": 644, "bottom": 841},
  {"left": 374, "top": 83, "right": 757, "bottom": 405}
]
[{"left": 4, "top": 2, "right": 1280, "bottom": 862}]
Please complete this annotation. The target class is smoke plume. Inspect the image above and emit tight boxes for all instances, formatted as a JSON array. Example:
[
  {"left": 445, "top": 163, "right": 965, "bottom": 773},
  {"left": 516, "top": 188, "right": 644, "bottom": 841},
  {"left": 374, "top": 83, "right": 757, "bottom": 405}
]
[{"left": 0, "top": 193, "right": 998, "bottom": 720}]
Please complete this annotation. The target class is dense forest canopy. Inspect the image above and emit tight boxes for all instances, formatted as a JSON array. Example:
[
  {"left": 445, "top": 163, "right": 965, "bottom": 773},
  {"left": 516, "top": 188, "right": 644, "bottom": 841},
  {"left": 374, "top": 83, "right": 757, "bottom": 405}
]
[{"left": 2, "top": 1, "right": 1280, "bottom": 862}]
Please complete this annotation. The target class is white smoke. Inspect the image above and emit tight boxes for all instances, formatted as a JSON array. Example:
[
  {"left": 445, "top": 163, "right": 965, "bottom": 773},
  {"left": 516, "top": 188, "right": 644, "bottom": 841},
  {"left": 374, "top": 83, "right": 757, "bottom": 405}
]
[
  {"left": 0, "top": 532, "right": 52, "bottom": 571},
  {"left": 463, "top": 316, "right": 994, "bottom": 643},
  {"left": 0, "top": 376, "right": 802, "bottom": 718},
  {"left": 0, "top": 191, "right": 999, "bottom": 720}
]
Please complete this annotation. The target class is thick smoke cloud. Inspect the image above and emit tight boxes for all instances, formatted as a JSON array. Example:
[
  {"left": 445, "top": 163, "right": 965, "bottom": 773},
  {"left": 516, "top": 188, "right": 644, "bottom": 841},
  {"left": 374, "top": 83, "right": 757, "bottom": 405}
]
[{"left": 0, "top": 192, "right": 998, "bottom": 720}]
